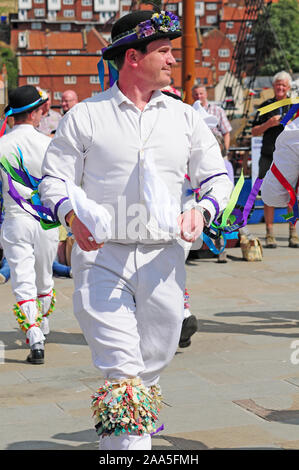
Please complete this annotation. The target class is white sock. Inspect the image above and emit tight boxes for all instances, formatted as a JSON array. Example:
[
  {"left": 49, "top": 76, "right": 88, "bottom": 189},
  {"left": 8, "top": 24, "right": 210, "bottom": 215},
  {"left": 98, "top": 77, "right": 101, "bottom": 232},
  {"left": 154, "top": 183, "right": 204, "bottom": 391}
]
[{"left": 99, "top": 433, "right": 151, "bottom": 450}]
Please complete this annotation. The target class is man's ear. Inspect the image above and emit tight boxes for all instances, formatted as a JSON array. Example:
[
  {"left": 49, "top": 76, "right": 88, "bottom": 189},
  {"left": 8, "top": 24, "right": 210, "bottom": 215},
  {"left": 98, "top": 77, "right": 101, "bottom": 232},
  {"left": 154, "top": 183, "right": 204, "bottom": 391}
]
[{"left": 125, "top": 48, "right": 142, "bottom": 67}]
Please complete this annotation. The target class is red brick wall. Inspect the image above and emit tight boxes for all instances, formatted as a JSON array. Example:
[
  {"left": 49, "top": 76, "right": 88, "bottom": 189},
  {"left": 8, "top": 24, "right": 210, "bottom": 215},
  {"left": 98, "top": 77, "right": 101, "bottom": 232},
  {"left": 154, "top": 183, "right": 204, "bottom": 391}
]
[{"left": 18, "top": 74, "right": 103, "bottom": 107}]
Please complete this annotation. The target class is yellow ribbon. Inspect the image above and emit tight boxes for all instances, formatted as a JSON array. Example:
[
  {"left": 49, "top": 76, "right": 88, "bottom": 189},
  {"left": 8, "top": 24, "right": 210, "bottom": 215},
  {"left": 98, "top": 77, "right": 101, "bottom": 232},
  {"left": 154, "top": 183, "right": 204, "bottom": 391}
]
[{"left": 258, "top": 97, "right": 299, "bottom": 116}]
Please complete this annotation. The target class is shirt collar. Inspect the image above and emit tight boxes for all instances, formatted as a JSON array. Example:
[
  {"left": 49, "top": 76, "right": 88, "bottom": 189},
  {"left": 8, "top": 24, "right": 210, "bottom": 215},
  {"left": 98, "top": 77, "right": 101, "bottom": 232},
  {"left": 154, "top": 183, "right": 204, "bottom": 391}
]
[{"left": 111, "top": 81, "right": 167, "bottom": 109}]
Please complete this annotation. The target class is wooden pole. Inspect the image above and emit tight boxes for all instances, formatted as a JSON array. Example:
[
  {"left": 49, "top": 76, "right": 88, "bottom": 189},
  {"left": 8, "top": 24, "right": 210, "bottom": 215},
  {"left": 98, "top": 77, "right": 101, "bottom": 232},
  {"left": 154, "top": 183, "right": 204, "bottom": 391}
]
[{"left": 182, "top": 0, "right": 196, "bottom": 104}]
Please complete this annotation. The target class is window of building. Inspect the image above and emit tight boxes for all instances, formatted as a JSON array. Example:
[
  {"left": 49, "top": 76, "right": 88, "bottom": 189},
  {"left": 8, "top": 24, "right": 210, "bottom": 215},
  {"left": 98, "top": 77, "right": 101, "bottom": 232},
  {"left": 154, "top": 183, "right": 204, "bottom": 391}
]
[
  {"left": 63, "top": 0, "right": 74, "bottom": 4},
  {"left": 70, "top": 50, "right": 80, "bottom": 54},
  {"left": 82, "top": 0, "right": 92, "bottom": 4},
  {"left": 226, "top": 34, "right": 237, "bottom": 42},
  {"left": 195, "top": 1, "right": 204, "bottom": 16},
  {"left": 64, "top": 76, "right": 77, "bottom": 84},
  {"left": 31, "top": 22, "right": 42, "bottom": 29},
  {"left": 33, "top": 50, "right": 42, "bottom": 54},
  {"left": 54, "top": 91, "right": 62, "bottom": 100},
  {"left": 34, "top": 0, "right": 44, "bottom": 3},
  {"left": 218, "top": 48, "right": 230, "bottom": 58},
  {"left": 206, "top": 3, "right": 217, "bottom": 10},
  {"left": 219, "top": 62, "right": 230, "bottom": 71},
  {"left": 206, "top": 15, "right": 217, "bottom": 24},
  {"left": 48, "top": 11, "right": 56, "bottom": 19},
  {"left": 27, "top": 76, "right": 39, "bottom": 85},
  {"left": 82, "top": 10, "right": 92, "bottom": 19},
  {"left": 202, "top": 49, "right": 210, "bottom": 57},
  {"left": 166, "top": 4, "right": 176, "bottom": 11},
  {"left": 18, "top": 9, "right": 27, "bottom": 20},
  {"left": 34, "top": 8, "right": 45, "bottom": 16},
  {"left": 203, "top": 78, "right": 208, "bottom": 84},
  {"left": 48, "top": 0, "right": 60, "bottom": 8},
  {"left": 226, "top": 21, "right": 234, "bottom": 29},
  {"left": 63, "top": 9, "right": 75, "bottom": 17},
  {"left": 60, "top": 23, "right": 71, "bottom": 30},
  {"left": 90, "top": 75, "right": 100, "bottom": 84},
  {"left": 202, "top": 62, "right": 211, "bottom": 67}
]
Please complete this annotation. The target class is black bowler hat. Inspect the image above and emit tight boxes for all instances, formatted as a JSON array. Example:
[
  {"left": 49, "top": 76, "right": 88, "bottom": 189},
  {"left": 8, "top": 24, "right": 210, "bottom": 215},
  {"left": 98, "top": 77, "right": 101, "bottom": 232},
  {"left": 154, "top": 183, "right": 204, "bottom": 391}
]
[
  {"left": 4, "top": 85, "right": 48, "bottom": 116},
  {"left": 102, "top": 10, "right": 181, "bottom": 61}
]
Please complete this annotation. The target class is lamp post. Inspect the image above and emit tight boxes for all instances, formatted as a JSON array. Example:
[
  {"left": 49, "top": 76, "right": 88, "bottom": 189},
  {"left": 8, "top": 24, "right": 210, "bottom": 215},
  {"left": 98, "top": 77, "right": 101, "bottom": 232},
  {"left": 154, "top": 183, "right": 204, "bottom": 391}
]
[{"left": 182, "top": 0, "right": 196, "bottom": 104}]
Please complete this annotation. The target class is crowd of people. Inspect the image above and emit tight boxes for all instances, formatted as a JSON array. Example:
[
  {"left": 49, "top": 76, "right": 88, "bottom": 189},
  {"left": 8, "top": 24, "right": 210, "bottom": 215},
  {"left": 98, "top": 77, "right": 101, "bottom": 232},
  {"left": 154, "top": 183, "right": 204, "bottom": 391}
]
[{"left": 0, "top": 8, "right": 298, "bottom": 452}]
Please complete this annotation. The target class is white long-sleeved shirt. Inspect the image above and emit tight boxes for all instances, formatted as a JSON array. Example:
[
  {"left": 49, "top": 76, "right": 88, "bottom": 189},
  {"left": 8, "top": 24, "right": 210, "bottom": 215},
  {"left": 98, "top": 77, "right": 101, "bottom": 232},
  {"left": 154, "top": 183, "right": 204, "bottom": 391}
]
[
  {"left": 261, "top": 117, "right": 299, "bottom": 207},
  {"left": 0, "top": 124, "right": 51, "bottom": 219},
  {"left": 40, "top": 82, "right": 233, "bottom": 243}
]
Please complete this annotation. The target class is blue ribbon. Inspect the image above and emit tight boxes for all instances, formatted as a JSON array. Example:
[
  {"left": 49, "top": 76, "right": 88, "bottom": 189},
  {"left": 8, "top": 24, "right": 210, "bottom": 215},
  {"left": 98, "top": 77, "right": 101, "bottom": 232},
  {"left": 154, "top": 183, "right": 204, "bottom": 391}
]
[
  {"left": 97, "top": 57, "right": 105, "bottom": 92},
  {"left": 97, "top": 57, "right": 119, "bottom": 92},
  {"left": 281, "top": 103, "right": 299, "bottom": 127}
]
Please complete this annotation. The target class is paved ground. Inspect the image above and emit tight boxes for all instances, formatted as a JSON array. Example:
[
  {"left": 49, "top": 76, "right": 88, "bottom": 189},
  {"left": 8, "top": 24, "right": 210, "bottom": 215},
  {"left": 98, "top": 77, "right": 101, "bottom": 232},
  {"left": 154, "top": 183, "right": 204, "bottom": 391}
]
[{"left": 1, "top": 223, "right": 299, "bottom": 451}]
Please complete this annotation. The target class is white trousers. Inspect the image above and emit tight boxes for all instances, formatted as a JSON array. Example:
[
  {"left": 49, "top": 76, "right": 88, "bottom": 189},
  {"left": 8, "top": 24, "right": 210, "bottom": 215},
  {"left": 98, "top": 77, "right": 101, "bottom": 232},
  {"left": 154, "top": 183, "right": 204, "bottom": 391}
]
[
  {"left": 72, "top": 241, "right": 186, "bottom": 386},
  {"left": 1, "top": 216, "right": 58, "bottom": 345}
]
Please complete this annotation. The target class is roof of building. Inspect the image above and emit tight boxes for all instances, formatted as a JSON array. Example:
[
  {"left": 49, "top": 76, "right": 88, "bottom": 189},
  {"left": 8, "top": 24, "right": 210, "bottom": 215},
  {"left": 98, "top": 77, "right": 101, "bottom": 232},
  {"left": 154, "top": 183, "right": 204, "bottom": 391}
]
[
  {"left": 19, "top": 55, "right": 102, "bottom": 76},
  {"left": 28, "top": 30, "right": 84, "bottom": 50},
  {"left": 221, "top": 6, "right": 246, "bottom": 21},
  {"left": 11, "top": 28, "right": 108, "bottom": 53}
]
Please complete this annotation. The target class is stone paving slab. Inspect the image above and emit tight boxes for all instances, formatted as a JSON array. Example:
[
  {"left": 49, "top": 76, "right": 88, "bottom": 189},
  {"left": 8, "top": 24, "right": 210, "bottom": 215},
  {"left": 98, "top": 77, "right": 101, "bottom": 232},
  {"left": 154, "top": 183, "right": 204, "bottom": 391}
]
[{"left": 1, "top": 223, "right": 299, "bottom": 451}]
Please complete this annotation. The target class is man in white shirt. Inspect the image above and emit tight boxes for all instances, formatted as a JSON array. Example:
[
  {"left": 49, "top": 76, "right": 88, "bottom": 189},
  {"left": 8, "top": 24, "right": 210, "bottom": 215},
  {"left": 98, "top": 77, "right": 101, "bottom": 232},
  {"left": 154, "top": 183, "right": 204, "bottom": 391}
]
[
  {"left": 37, "top": 89, "right": 62, "bottom": 136},
  {"left": 0, "top": 85, "right": 59, "bottom": 365},
  {"left": 39, "top": 10, "right": 233, "bottom": 450},
  {"left": 192, "top": 84, "right": 232, "bottom": 156},
  {"left": 261, "top": 116, "right": 299, "bottom": 213}
]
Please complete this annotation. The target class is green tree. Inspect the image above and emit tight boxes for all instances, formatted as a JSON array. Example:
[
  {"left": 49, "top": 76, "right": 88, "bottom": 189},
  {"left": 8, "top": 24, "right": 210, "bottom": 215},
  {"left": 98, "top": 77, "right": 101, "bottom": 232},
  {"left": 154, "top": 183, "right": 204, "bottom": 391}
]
[
  {"left": 253, "top": 0, "right": 299, "bottom": 75},
  {"left": 0, "top": 45, "right": 18, "bottom": 90}
]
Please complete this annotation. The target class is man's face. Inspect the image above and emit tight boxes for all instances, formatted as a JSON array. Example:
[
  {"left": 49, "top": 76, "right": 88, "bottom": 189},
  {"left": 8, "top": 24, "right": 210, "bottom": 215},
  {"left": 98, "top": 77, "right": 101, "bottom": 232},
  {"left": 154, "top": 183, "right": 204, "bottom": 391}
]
[
  {"left": 61, "top": 92, "right": 77, "bottom": 113},
  {"left": 273, "top": 79, "right": 290, "bottom": 100},
  {"left": 192, "top": 87, "right": 207, "bottom": 105},
  {"left": 135, "top": 39, "right": 176, "bottom": 90}
]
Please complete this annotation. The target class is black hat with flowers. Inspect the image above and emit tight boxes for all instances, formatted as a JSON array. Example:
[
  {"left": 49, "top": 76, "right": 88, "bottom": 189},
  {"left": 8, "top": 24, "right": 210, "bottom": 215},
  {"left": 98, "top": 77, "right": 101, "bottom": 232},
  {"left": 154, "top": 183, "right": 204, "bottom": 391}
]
[
  {"left": 4, "top": 85, "right": 48, "bottom": 116},
  {"left": 102, "top": 10, "right": 181, "bottom": 61}
]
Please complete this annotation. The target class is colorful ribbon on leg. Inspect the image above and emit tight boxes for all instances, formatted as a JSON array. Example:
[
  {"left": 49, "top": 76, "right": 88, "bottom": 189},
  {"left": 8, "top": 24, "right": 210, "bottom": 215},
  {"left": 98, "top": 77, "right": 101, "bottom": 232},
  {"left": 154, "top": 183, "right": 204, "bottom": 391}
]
[{"left": 271, "top": 163, "right": 299, "bottom": 225}]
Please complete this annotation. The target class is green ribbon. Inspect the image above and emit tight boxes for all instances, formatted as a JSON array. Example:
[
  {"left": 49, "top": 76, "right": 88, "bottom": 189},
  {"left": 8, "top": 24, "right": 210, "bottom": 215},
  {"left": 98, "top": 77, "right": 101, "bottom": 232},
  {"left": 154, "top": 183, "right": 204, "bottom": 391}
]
[
  {"left": 0, "top": 156, "right": 26, "bottom": 186},
  {"left": 212, "top": 170, "right": 245, "bottom": 230}
]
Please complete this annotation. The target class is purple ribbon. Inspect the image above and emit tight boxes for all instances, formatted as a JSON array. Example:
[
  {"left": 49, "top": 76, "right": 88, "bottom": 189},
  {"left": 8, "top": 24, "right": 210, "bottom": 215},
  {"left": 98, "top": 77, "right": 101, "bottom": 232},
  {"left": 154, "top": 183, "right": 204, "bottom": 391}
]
[
  {"left": 150, "top": 424, "right": 164, "bottom": 436},
  {"left": 201, "top": 195, "right": 220, "bottom": 219},
  {"left": 199, "top": 172, "right": 228, "bottom": 187},
  {"left": 54, "top": 197, "right": 69, "bottom": 221},
  {"left": 241, "top": 177, "right": 263, "bottom": 226},
  {"left": 7, "top": 174, "right": 56, "bottom": 222}
]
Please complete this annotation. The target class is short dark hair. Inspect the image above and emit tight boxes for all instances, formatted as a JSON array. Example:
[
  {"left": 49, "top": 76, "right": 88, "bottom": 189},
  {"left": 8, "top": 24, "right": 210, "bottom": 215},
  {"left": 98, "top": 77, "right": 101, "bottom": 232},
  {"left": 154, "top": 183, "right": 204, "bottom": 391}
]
[
  {"left": 113, "top": 43, "right": 148, "bottom": 71},
  {"left": 14, "top": 111, "right": 30, "bottom": 122}
]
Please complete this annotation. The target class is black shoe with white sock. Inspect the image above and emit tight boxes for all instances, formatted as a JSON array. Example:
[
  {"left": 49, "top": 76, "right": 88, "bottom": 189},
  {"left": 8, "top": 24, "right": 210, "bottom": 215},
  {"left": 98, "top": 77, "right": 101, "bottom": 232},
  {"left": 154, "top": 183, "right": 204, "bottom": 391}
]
[{"left": 26, "top": 342, "right": 44, "bottom": 364}]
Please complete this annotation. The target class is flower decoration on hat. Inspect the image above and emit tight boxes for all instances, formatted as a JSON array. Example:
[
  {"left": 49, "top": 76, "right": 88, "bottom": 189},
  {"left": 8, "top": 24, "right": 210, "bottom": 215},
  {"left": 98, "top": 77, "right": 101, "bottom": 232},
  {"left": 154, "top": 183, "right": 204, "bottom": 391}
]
[{"left": 136, "top": 11, "right": 180, "bottom": 38}]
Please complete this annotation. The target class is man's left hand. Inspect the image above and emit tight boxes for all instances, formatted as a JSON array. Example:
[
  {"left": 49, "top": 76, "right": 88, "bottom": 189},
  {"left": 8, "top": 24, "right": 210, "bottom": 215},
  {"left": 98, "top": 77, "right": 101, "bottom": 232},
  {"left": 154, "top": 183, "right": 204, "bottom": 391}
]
[{"left": 178, "top": 208, "right": 204, "bottom": 243}]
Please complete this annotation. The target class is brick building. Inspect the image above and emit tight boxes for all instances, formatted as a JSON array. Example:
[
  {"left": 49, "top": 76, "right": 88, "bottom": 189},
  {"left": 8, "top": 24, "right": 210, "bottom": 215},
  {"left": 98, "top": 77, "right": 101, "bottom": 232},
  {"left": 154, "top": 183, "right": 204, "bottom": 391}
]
[
  {"left": 15, "top": 0, "right": 119, "bottom": 25},
  {"left": 9, "top": 0, "right": 282, "bottom": 103},
  {"left": 16, "top": 27, "right": 108, "bottom": 105},
  {"left": 18, "top": 53, "right": 105, "bottom": 104}
]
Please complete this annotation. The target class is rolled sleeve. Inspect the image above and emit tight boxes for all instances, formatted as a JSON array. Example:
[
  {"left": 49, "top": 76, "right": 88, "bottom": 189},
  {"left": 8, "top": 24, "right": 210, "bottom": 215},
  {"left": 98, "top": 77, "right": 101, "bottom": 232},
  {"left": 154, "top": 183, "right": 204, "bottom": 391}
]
[
  {"left": 39, "top": 103, "right": 92, "bottom": 227},
  {"left": 188, "top": 114, "right": 234, "bottom": 221}
]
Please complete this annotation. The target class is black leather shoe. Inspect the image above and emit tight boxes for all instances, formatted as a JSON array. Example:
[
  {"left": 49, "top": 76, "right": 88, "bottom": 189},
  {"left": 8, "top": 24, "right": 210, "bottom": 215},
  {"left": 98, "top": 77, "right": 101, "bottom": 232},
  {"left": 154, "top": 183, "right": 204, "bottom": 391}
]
[
  {"left": 26, "top": 349, "right": 44, "bottom": 364},
  {"left": 179, "top": 315, "right": 198, "bottom": 348}
]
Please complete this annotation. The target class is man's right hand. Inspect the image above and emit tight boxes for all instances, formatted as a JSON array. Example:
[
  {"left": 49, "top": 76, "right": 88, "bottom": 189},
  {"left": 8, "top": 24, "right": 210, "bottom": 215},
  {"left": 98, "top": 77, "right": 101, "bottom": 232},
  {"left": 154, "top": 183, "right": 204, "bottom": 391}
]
[
  {"left": 65, "top": 211, "right": 104, "bottom": 252},
  {"left": 266, "top": 114, "right": 281, "bottom": 129}
]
